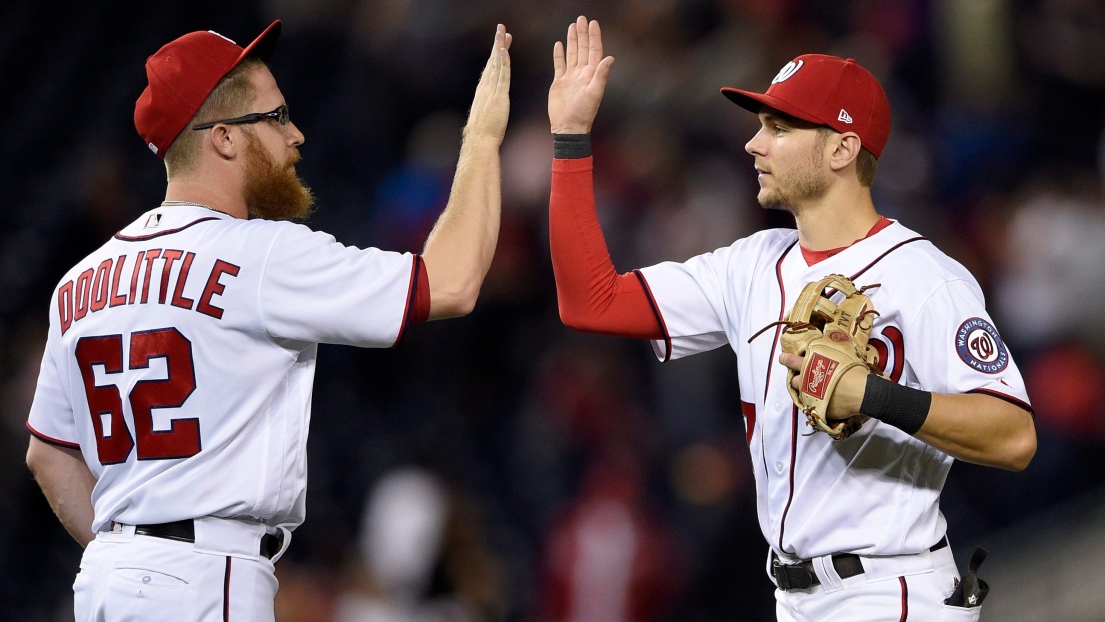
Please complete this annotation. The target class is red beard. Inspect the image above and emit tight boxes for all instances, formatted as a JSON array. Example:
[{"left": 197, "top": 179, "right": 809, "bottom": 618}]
[{"left": 243, "top": 131, "right": 315, "bottom": 221}]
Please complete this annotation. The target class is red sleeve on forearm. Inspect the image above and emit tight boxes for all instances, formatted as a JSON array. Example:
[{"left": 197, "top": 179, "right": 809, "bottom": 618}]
[{"left": 550, "top": 157, "right": 666, "bottom": 339}]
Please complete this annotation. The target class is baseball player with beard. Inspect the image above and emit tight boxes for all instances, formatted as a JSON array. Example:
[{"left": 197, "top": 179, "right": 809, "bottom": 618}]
[
  {"left": 25, "top": 19, "right": 511, "bottom": 621},
  {"left": 547, "top": 16, "right": 1036, "bottom": 621}
]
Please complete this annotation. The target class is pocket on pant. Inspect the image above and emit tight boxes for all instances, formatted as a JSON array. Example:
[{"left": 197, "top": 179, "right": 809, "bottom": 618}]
[
  {"left": 940, "top": 603, "right": 982, "bottom": 621},
  {"left": 113, "top": 564, "right": 191, "bottom": 588},
  {"left": 107, "top": 564, "right": 195, "bottom": 619}
]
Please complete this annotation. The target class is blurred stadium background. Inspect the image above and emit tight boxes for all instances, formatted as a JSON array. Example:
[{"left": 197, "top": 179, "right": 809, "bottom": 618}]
[{"left": 1, "top": 0, "right": 1104, "bottom": 620}]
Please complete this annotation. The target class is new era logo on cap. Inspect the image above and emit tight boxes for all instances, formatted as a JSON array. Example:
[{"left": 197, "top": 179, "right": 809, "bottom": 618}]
[{"left": 720, "top": 54, "right": 892, "bottom": 158}]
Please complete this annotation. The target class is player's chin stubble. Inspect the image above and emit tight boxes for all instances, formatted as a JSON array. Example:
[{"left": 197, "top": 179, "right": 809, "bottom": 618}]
[
  {"left": 760, "top": 179, "right": 826, "bottom": 214},
  {"left": 243, "top": 131, "right": 316, "bottom": 221},
  {"left": 758, "top": 150, "right": 830, "bottom": 213}
]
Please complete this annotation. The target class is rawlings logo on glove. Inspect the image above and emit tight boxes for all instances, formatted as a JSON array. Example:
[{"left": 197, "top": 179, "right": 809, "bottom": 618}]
[
  {"left": 803, "top": 354, "right": 837, "bottom": 399},
  {"left": 750, "top": 274, "right": 885, "bottom": 441}
]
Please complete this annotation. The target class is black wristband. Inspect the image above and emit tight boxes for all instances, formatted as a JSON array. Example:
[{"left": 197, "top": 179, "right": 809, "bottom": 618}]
[
  {"left": 860, "top": 375, "right": 932, "bottom": 435},
  {"left": 553, "top": 133, "right": 592, "bottom": 159}
]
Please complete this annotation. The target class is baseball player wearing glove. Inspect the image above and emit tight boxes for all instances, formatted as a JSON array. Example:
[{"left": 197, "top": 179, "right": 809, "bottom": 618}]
[
  {"left": 751, "top": 274, "right": 884, "bottom": 442},
  {"left": 547, "top": 16, "right": 1035, "bottom": 622},
  {"left": 26, "top": 19, "right": 511, "bottom": 621}
]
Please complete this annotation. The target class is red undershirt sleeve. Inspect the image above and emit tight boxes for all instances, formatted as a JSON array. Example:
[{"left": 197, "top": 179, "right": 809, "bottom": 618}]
[{"left": 549, "top": 157, "right": 665, "bottom": 339}]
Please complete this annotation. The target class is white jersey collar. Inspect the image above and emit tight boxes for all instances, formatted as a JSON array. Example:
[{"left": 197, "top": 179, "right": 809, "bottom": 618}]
[
  {"left": 116, "top": 204, "right": 232, "bottom": 241},
  {"left": 793, "top": 220, "right": 926, "bottom": 279}
]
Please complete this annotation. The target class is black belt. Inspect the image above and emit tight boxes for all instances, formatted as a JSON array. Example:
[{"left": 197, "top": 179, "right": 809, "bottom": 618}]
[
  {"left": 130, "top": 520, "right": 283, "bottom": 560},
  {"left": 772, "top": 536, "right": 948, "bottom": 591}
]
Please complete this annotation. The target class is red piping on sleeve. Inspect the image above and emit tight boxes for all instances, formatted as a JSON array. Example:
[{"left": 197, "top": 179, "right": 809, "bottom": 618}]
[
  {"left": 410, "top": 255, "right": 430, "bottom": 323},
  {"left": 550, "top": 157, "right": 663, "bottom": 339},
  {"left": 967, "top": 388, "right": 1034, "bottom": 417},
  {"left": 392, "top": 255, "right": 430, "bottom": 348},
  {"left": 633, "top": 270, "right": 671, "bottom": 360},
  {"left": 26, "top": 422, "right": 80, "bottom": 449}
]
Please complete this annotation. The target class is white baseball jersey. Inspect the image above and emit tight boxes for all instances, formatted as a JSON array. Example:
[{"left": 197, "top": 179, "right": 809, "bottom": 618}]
[
  {"left": 28, "top": 204, "right": 419, "bottom": 534},
  {"left": 637, "top": 220, "right": 1031, "bottom": 560}
]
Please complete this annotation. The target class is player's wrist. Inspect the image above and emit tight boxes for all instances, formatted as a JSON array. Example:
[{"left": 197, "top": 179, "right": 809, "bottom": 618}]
[
  {"left": 461, "top": 130, "right": 504, "bottom": 150},
  {"left": 859, "top": 375, "right": 931, "bottom": 435},
  {"left": 836, "top": 366, "right": 869, "bottom": 416},
  {"left": 553, "top": 133, "right": 591, "bottom": 159}
]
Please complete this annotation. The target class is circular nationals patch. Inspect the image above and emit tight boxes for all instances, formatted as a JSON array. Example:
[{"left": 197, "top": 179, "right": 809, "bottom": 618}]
[{"left": 955, "top": 317, "right": 1008, "bottom": 374}]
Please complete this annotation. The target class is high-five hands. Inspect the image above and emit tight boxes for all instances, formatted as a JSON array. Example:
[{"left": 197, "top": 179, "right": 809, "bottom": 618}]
[
  {"left": 549, "top": 16, "right": 615, "bottom": 135},
  {"left": 465, "top": 24, "right": 512, "bottom": 145}
]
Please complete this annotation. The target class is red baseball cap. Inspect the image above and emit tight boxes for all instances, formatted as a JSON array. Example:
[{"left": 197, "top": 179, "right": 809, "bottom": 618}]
[
  {"left": 721, "top": 54, "right": 892, "bottom": 158},
  {"left": 134, "top": 20, "right": 282, "bottom": 159}
]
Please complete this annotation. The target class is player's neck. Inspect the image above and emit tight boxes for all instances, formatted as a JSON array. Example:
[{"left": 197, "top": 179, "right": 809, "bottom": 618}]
[
  {"left": 164, "top": 181, "right": 248, "bottom": 219},
  {"left": 792, "top": 184, "right": 879, "bottom": 251}
]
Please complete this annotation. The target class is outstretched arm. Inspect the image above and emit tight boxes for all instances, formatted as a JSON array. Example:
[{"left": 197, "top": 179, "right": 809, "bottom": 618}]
[
  {"left": 26, "top": 437, "right": 96, "bottom": 547},
  {"left": 422, "top": 25, "right": 512, "bottom": 320},
  {"left": 781, "top": 353, "right": 1037, "bottom": 471},
  {"left": 548, "top": 17, "right": 663, "bottom": 338}
]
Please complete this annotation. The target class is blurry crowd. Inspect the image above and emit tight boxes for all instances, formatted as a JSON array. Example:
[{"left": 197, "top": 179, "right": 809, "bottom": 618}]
[{"left": 2, "top": 0, "right": 1104, "bottom": 620}]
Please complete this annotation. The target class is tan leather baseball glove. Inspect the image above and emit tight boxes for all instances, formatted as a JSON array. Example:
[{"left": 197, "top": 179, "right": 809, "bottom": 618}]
[{"left": 754, "top": 275, "right": 885, "bottom": 441}]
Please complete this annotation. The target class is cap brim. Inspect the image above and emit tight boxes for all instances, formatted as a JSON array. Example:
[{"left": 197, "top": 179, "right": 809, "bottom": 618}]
[
  {"left": 720, "top": 87, "right": 824, "bottom": 126},
  {"left": 238, "top": 19, "right": 281, "bottom": 64}
]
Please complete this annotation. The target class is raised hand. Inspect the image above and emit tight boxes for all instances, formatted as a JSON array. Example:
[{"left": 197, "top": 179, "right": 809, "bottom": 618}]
[
  {"left": 465, "top": 24, "right": 512, "bottom": 145},
  {"left": 549, "top": 16, "right": 615, "bottom": 135}
]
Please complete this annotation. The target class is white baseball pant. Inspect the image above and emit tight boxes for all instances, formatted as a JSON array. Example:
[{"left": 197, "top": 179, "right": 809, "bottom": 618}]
[
  {"left": 772, "top": 543, "right": 982, "bottom": 621},
  {"left": 73, "top": 521, "right": 287, "bottom": 622}
]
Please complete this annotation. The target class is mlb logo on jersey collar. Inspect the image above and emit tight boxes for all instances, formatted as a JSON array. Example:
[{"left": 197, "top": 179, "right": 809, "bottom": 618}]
[{"left": 143, "top": 214, "right": 162, "bottom": 229}]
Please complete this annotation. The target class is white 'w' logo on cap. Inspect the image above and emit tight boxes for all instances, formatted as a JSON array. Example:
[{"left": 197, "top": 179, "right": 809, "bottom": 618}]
[{"left": 771, "top": 60, "right": 804, "bottom": 84}]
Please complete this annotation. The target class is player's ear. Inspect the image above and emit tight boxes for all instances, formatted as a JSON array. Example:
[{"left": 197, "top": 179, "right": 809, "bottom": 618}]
[
  {"left": 829, "top": 133, "right": 862, "bottom": 174},
  {"left": 207, "top": 125, "right": 239, "bottom": 160}
]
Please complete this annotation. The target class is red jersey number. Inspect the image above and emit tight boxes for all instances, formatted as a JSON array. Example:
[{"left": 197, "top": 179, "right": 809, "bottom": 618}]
[
  {"left": 74, "top": 328, "right": 200, "bottom": 465},
  {"left": 870, "top": 326, "right": 905, "bottom": 383},
  {"left": 74, "top": 335, "right": 133, "bottom": 464}
]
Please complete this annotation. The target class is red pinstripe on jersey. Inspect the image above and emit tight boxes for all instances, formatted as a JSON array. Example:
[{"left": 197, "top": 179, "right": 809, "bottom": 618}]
[
  {"left": 779, "top": 404, "right": 799, "bottom": 552},
  {"left": 223, "top": 556, "right": 232, "bottom": 621},
  {"left": 763, "top": 241, "right": 798, "bottom": 404},
  {"left": 898, "top": 576, "right": 908, "bottom": 621}
]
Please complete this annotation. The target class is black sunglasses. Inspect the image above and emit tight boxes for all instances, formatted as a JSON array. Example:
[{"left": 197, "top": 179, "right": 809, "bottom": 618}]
[{"left": 192, "top": 104, "right": 289, "bottom": 131}]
